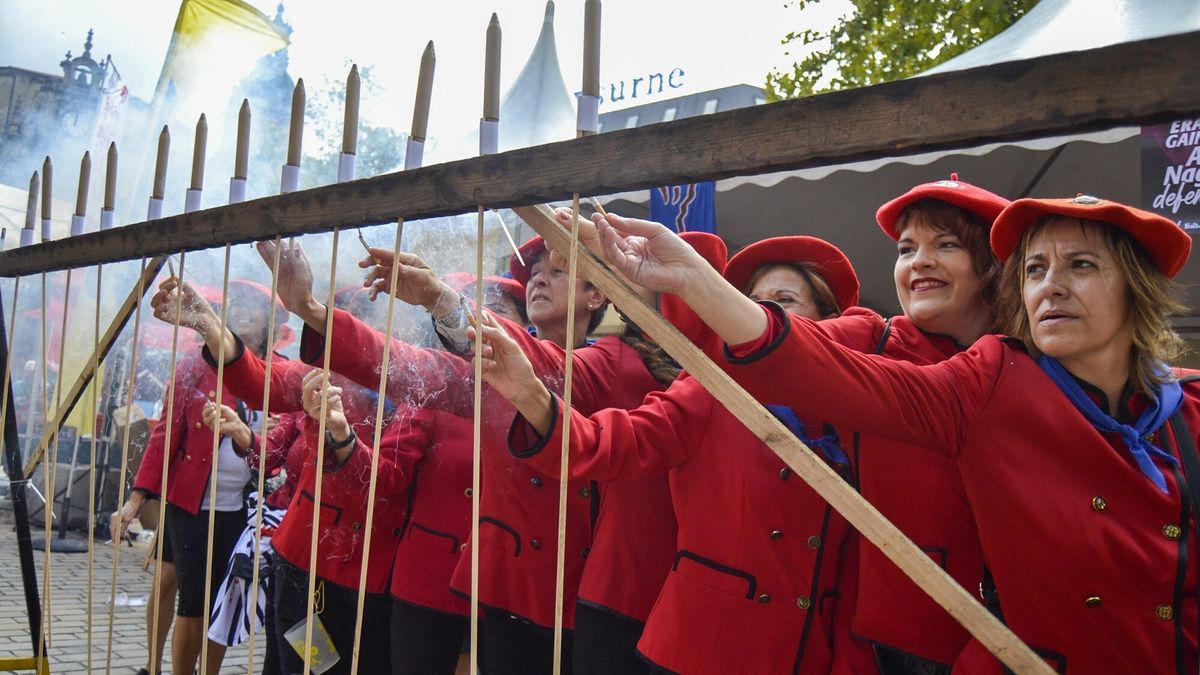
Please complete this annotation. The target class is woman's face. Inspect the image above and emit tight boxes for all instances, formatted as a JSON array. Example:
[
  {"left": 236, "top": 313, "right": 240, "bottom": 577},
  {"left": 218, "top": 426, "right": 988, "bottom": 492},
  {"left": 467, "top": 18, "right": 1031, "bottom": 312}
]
[
  {"left": 227, "top": 302, "right": 269, "bottom": 352},
  {"left": 748, "top": 265, "right": 827, "bottom": 321},
  {"left": 525, "top": 253, "right": 596, "bottom": 329},
  {"left": 1021, "top": 218, "right": 1132, "bottom": 371},
  {"left": 894, "top": 217, "right": 992, "bottom": 342},
  {"left": 483, "top": 285, "right": 525, "bottom": 326}
]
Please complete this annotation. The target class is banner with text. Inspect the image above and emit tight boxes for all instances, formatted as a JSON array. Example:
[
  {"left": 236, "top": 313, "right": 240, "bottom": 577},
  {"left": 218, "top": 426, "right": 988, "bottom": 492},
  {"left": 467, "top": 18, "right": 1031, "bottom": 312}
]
[{"left": 1141, "top": 118, "right": 1200, "bottom": 233}]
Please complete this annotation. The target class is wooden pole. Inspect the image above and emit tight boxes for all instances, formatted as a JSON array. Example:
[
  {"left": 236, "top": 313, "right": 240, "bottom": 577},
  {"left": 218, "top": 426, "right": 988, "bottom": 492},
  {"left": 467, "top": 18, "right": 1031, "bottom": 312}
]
[
  {"left": 347, "top": 217, "right": 403, "bottom": 675},
  {"left": 301, "top": 230, "right": 340, "bottom": 675},
  {"left": 148, "top": 250, "right": 186, "bottom": 675},
  {"left": 553, "top": 5, "right": 600, "bottom": 667},
  {"left": 104, "top": 257, "right": 150, "bottom": 674},
  {"left": 22, "top": 257, "right": 169, "bottom": 479},
  {"left": 198, "top": 244, "right": 232, "bottom": 675},
  {"left": 84, "top": 262, "right": 102, "bottom": 672},
  {"left": 5, "top": 32, "right": 1197, "bottom": 276},
  {"left": 245, "top": 237, "right": 282, "bottom": 673}
]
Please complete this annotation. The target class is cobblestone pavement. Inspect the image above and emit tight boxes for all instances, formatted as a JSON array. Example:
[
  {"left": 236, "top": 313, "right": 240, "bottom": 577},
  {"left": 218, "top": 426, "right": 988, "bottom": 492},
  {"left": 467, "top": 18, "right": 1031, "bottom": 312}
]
[{"left": 1, "top": 505, "right": 265, "bottom": 674}]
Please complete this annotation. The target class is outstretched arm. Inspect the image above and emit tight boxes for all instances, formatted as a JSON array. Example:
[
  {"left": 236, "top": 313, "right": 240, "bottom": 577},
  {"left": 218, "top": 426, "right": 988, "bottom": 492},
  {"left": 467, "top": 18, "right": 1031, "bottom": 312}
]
[
  {"left": 150, "top": 276, "right": 239, "bottom": 361},
  {"left": 473, "top": 310, "right": 554, "bottom": 434},
  {"left": 559, "top": 212, "right": 768, "bottom": 346},
  {"left": 299, "top": 369, "right": 423, "bottom": 495},
  {"left": 475, "top": 311, "right": 696, "bottom": 482}
]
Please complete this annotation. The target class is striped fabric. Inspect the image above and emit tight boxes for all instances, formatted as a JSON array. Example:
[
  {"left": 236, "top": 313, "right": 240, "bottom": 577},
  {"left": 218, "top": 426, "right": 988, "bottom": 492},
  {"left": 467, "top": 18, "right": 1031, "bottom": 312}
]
[{"left": 208, "top": 492, "right": 287, "bottom": 646}]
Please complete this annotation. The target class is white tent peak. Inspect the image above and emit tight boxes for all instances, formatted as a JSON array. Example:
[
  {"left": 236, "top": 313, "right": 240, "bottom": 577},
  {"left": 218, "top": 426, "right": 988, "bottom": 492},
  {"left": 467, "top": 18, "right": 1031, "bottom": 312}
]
[
  {"left": 498, "top": 0, "right": 576, "bottom": 151},
  {"left": 925, "top": 0, "right": 1200, "bottom": 75}
]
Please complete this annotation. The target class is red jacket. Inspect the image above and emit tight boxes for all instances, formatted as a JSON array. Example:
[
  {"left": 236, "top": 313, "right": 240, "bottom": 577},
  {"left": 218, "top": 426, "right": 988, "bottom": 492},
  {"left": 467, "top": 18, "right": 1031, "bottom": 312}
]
[
  {"left": 133, "top": 357, "right": 241, "bottom": 515},
  {"left": 389, "top": 407, "right": 473, "bottom": 615},
  {"left": 302, "top": 308, "right": 661, "bottom": 629},
  {"left": 577, "top": 471, "right": 677, "bottom": 623},
  {"left": 726, "top": 305, "right": 1200, "bottom": 675},
  {"left": 817, "top": 311, "right": 984, "bottom": 667},
  {"left": 244, "top": 409, "right": 305, "bottom": 510},
  {"left": 497, "top": 324, "right": 676, "bottom": 626},
  {"left": 510, "top": 373, "right": 855, "bottom": 675},
  {"left": 213, "top": 340, "right": 417, "bottom": 593}
]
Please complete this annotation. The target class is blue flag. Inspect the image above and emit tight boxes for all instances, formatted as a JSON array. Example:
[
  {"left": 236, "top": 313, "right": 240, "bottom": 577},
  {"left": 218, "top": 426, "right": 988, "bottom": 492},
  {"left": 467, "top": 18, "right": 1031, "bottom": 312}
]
[{"left": 649, "top": 182, "right": 716, "bottom": 233}]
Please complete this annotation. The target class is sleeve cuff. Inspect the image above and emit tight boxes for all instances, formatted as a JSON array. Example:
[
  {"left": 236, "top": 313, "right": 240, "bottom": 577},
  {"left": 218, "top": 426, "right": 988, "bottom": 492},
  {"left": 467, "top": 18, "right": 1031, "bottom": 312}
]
[
  {"left": 321, "top": 430, "right": 358, "bottom": 473},
  {"left": 509, "top": 394, "right": 560, "bottom": 459},
  {"left": 234, "top": 431, "right": 258, "bottom": 458},
  {"left": 433, "top": 294, "right": 471, "bottom": 355},
  {"left": 299, "top": 323, "right": 326, "bottom": 364},
  {"left": 200, "top": 332, "right": 246, "bottom": 369},
  {"left": 723, "top": 301, "right": 792, "bottom": 366}
]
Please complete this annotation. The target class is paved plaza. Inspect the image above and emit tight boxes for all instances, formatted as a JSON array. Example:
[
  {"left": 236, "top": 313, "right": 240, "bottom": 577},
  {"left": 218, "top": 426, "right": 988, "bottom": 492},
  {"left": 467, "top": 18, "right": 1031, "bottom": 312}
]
[{"left": 0, "top": 505, "right": 265, "bottom": 674}]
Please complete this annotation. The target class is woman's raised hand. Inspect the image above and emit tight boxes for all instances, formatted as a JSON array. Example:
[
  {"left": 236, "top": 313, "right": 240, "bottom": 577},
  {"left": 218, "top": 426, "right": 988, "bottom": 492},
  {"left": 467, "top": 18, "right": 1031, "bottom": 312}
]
[
  {"left": 471, "top": 310, "right": 555, "bottom": 434},
  {"left": 150, "top": 277, "right": 217, "bottom": 334},
  {"left": 256, "top": 239, "right": 317, "bottom": 317},
  {"left": 300, "top": 368, "right": 351, "bottom": 443},
  {"left": 202, "top": 402, "right": 252, "bottom": 450},
  {"left": 359, "top": 248, "right": 458, "bottom": 316},
  {"left": 586, "top": 212, "right": 710, "bottom": 296}
]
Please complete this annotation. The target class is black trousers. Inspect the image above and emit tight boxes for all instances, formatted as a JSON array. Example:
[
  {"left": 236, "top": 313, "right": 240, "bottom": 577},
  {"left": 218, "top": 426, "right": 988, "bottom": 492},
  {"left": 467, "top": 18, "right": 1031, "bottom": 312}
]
[
  {"left": 389, "top": 600, "right": 470, "bottom": 675},
  {"left": 164, "top": 503, "right": 244, "bottom": 617},
  {"left": 482, "top": 608, "right": 573, "bottom": 675},
  {"left": 272, "top": 559, "right": 391, "bottom": 675},
  {"left": 262, "top": 591, "right": 281, "bottom": 675},
  {"left": 572, "top": 602, "right": 651, "bottom": 675}
]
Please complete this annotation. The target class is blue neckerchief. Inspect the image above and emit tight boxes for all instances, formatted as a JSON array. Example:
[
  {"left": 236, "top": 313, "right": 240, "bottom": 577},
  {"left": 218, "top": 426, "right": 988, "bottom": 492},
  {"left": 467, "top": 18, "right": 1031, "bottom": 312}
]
[
  {"left": 528, "top": 326, "right": 596, "bottom": 347},
  {"left": 764, "top": 404, "right": 849, "bottom": 465},
  {"left": 357, "top": 387, "right": 396, "bottom": 418},
  {"left": 1038, "top": 355, "right": 1183, "bottom": 493}
]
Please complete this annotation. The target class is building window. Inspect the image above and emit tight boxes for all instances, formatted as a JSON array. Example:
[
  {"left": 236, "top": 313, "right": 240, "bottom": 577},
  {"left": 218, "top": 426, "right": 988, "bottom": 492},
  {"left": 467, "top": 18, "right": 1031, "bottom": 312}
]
[
  {"left": 662, "top": 107, "right": 677, "bottom": 122},
  {"left": 702, "top": 99, "right": 719, "bottom": 114},
  {"left": 625, "top": 114, "right": 640, "bottom": 129},
  {"left": 754, "top": 97, "right": 766, "bottom": 106}
]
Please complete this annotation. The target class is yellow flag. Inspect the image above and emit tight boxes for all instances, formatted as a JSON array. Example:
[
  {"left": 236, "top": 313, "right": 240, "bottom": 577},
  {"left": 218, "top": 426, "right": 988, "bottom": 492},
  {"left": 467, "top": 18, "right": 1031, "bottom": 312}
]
[{"left": 155, "top": 0, "right": 290, "bottom": 101}]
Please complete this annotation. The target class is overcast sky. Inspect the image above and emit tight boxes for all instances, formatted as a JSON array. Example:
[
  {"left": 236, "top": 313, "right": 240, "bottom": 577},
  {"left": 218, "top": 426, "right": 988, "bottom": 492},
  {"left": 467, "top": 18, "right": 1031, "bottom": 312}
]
[{"left": 0, "top": 0, "right": 850, "bottom": 146}]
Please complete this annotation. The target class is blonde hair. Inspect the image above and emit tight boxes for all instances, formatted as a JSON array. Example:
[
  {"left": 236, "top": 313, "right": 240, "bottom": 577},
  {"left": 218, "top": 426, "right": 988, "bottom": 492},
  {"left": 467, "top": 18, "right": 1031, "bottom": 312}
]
[
  {"left": 743, "top": 262, "right": 841, "bottom": 317},
  {"left": 998, "top": 216, "right": 1187, "bottom": 393}
]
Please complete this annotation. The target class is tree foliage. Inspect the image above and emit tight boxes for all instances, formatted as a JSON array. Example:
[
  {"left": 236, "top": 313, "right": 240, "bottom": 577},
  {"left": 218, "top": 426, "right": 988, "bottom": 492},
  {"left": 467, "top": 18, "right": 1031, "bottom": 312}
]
[
  {"left": 303, "top": 64, "right": 406, "bottom": 188},
  {"left": 766, "top": 0, "right": 1039, "bottom": 101}
]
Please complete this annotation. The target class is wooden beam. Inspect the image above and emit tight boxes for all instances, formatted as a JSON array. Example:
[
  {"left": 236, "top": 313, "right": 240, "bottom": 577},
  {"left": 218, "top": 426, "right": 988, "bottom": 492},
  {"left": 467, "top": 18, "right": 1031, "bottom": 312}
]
[
  {"left": 512, "top": 203, "right": 1055, "bottom": 675},
  {"left": 2, "top": 31, "right": 1198, "bottom": 277},
  {"left": 22, "top": 256, "right": 166, "bottom": 479}
]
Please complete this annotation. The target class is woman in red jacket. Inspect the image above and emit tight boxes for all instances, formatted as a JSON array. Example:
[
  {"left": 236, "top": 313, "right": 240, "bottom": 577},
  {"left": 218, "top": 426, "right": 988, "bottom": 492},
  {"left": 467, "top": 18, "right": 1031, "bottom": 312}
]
[
  {"left": 828, "top": 176, "right": 1009, "bottom": 674},
  {"left": 476, "top": 235, "right": 869, "bottom": 674},
  {"left": 545, "top": 180, "right": 1009, "bottom": 673},
  {"left": 386, "top": 274, "right": 530, "bottom": 675},
  {"left": 572, "top": 196, "right": 1199, "bottom": 674},
  {"left": 114, "top": 280, "right": 285, "bottom": 675},
  {"left": 341, "top": 235, "right": 662, "bottom": 675},
  {"left": 150, "top": 277, "right": 417, "bottom": 675}
]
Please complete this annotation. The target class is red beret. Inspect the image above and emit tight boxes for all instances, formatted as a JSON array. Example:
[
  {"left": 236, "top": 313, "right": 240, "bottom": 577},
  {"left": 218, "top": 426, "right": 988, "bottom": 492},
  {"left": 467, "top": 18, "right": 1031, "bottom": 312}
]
[
  {"left": 229, "top": 279, "right": 289, "bottom": 322},
  {"left": 509, "top": 236, "right": 548, "bottom": 286},
  {"left": 333, "top": 285, "right": 368, "bottom": 308},
  {"left": 990, "top": 195, "right": 1192, "bottom": 278},
  {"left": 483, "top": 275, "right": 527, "bottom": 308},
  {"left": 227, "top": 279, "right": 295, "bottom": 350},
  {"left": 192, "top": 283, "right": 225, "bottom": 304},
  {"left": 876, "top": 174, "right": 1010, "bottom": 240},
  {"left": 660, "top": 232, "right": 728, "bottom": 350},
  {"left": 445, "top": 273, "right": 527, "bottom": 308},
  {"left": 723, "top": 236, "right": 860, "bottom": 312},
  {"left": 441, "top": 272, "right": 478, "bottom": 293}
]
